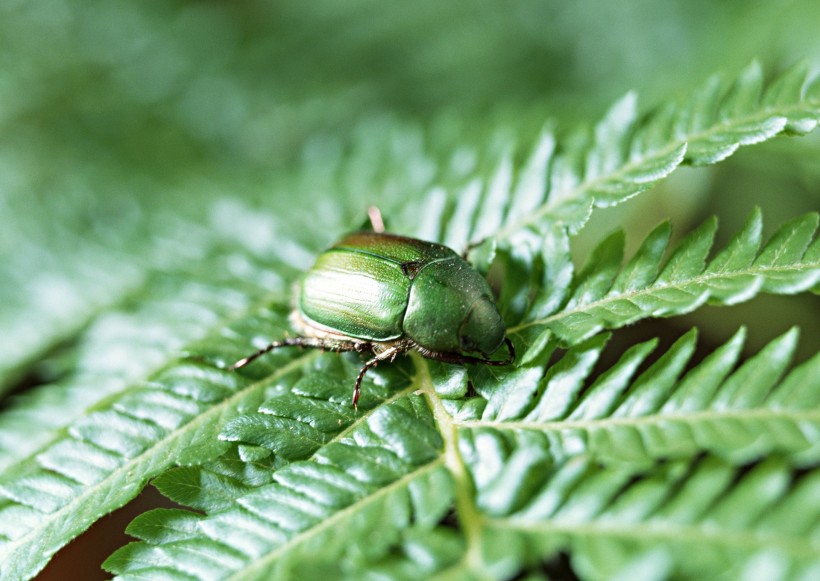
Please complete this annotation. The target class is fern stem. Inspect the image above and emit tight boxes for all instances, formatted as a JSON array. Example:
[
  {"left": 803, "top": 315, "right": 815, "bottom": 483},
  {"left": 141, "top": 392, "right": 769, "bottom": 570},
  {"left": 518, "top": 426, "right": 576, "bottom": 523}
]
[
  {"left": 459, "top": 407, "right": 820, "bottom": 432},
  {"left": 495, "top": 96, "right": 816, "bottom": 240},
  {"left": 414, "top": 354, "right": 491, "bottom": 576},
  {"left": 488, "top": 516, "right": 820, "bottom": 558},
  {"left": 495, "top": 142, "right": 687, "bottom": 240}
]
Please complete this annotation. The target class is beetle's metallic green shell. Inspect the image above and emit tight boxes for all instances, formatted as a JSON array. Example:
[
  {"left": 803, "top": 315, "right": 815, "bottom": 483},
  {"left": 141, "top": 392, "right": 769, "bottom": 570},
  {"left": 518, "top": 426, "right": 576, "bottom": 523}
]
[{"left": 298, "top": 232, "right": 505, "bottom": 356}]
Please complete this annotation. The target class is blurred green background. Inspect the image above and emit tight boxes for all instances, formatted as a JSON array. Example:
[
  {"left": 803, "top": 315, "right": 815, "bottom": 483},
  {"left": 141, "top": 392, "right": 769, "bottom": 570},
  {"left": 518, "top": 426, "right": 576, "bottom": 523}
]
[
  {"left": 1, "top": 2, "right": 819, "bottom": 578},
  {"left": 3, "top": 0, "right": 819, "bottom": 210},
  {"left": 3, "top": 0, "right": 818, "bottom": 354}
]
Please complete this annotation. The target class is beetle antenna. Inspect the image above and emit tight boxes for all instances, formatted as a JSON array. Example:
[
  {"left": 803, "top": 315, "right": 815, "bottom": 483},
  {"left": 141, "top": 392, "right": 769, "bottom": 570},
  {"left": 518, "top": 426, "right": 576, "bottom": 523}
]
[
  {"left": 367, "top": 206, "right": 385, "bottom": 233},
  {"left": 229, "top": 337, "right": 329, "bottom": 370},
  {"left": 229, "top": 337, "right": 365, "bottom": 371}
]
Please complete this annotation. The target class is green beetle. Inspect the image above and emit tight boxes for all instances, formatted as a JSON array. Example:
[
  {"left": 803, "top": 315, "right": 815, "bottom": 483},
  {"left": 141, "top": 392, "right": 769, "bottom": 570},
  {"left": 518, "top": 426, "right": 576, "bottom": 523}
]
[{"left": 230, "top": 212, "right": 514, "bottom": 407}]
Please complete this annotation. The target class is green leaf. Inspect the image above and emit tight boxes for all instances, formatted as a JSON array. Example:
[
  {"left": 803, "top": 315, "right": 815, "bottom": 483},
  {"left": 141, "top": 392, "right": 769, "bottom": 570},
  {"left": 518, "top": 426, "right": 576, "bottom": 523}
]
[
  {"left": 478, "top": 456, "right": 820, "bottom": 580},
  {"left": 512, "top": 209, "right": 820, "bottom": 345},
  {"left": 483, "top": 61, "right": 819, "bottom": 237},
  {"left": 103, "top": 397, "right": 450, "bottom": 580},
  {"left": 460, "top": 327, "right": 819, "bottom": 465}
]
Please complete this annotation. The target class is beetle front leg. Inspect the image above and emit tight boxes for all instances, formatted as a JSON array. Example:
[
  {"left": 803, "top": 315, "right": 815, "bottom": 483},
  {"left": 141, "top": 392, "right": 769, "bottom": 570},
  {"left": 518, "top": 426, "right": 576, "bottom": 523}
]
[
  {"left": 415, "top": 337, "right": 515, "bottom": 367},
  {"left": 461, "top": 237, "right": 488, "bottom": 260}
]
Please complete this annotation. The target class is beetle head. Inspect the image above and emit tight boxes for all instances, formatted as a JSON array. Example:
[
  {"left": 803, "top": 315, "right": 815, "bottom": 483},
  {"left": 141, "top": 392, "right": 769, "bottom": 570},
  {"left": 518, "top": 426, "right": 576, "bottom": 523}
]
[{"left": 459, "top": 296, "right": 505, "bottom": 357}]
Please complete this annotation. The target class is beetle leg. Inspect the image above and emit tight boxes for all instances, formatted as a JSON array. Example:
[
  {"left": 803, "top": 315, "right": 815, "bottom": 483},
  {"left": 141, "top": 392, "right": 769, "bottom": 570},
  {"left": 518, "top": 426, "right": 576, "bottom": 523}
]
[
  {"left": 415, "top": 337, "right": 515, "bottom": 367},
  {"left": 495, "top": 337, "right": 516, "bottom": 365},
  {"left": 229, "top": 337, "right": 362, "bottom": 370},
  {"left": 352, "top": 360, "right": 376, "bottom": 409},
  {"left": 461, "top": 237, "right": 488, "bottom": 260},
  {"left": 352, "top": 344, "right": 405, "bottom": 409}
]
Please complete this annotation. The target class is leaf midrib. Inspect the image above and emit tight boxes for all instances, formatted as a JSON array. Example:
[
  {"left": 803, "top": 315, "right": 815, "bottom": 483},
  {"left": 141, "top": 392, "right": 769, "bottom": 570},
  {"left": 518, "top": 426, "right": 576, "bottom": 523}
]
[
  {"left": 228, "top": 458, "right": 446, "bottom": 580},
  {"left": 491, "top": 514, "right": 820, "bottom": 558},
  {"left": 460, "top": 407, "right": 820, "bottom": 432},
  {"left": 0, "top": 279, "right": 292, "bottom": 477},
  {"left": 417, "top": 354, "right": 486, "bottom": 572}
]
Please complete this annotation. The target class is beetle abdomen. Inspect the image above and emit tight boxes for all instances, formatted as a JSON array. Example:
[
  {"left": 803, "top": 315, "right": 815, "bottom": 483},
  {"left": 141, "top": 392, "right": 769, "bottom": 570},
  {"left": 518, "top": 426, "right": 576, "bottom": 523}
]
[
  {"left": 299, "top": 246, "right": 411, "bottom": 342},
  {"left": 299, "top": 232, "right": 461, "bottom": 342}
]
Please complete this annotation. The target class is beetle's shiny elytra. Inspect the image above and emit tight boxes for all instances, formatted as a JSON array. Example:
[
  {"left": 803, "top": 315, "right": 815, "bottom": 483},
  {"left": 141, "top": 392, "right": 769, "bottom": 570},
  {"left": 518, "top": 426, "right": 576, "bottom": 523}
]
[{"left": 230, "top": 219, "right": 514, "bottom": 408}]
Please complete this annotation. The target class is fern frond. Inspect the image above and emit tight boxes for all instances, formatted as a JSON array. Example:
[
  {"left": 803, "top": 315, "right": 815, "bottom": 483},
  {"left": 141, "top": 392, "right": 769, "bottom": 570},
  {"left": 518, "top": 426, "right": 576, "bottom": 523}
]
[
  {"left": 98, "top": 322, "right": 820, "bottom": 581},
  {"left": 471, "top": 454, "right": 820, "bottom": 580},
  {"left": 0, "top": 232, "right": 145, "bottom": 396},
  {"left": 460, "top": 325, "right": 820, "bottom": 465},
  {"left": 0, "top": 237, "right": 307, "bottom": 579},
  {"left": 103, "top": 396, "right": 449, "bottom": 580},
  {"left": 0, "top": 257, "right": 420, "bottom": 581},
  {"left": 430, "top": 61, "right": 819, "bottom": 242},
  {"left": 0, "top": 56, "right": 818, "bottom": 581},
  {"left": 0, "top": 259, "right": 285, "bottom": 474},
  {"left": 88, "top": 209, "right": 816, "bottom": 580},
  {"left": 509, "top": 208, "right": 819, "bottom": 349},
  {"left": 0, "top": 359, "right": 251, "bottom": 579}
]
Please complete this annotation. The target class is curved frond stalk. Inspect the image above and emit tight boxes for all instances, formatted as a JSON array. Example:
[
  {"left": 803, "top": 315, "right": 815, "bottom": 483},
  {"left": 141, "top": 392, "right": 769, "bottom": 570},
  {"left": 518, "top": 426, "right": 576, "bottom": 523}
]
[
  {"left": 0, "top": 354, "right": 284, "bottom": 580},
  {"left": 0, "top": 237, "right": 145, "bottom": 397},
  {"left": 461, "top": 326, "right": 820, "bottom": 465},
  {"left": 0, "top": 253, "right": 291, "bottom": 475},
  {"left": 0, "top": 210, "right": 225, "bottom": 396}
]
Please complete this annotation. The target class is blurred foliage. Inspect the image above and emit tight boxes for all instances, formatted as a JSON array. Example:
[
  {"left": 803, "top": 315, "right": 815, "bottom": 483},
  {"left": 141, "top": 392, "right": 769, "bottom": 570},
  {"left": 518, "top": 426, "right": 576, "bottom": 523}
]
[
  {"left": 3, "top": 0, "right": 819, "bottom": 270},
  {"left": 1, "top": 1, "right": 819, "bottom": 580},
  {"left": 3, "top": 0, "right": 820, "bottom": 192}
]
